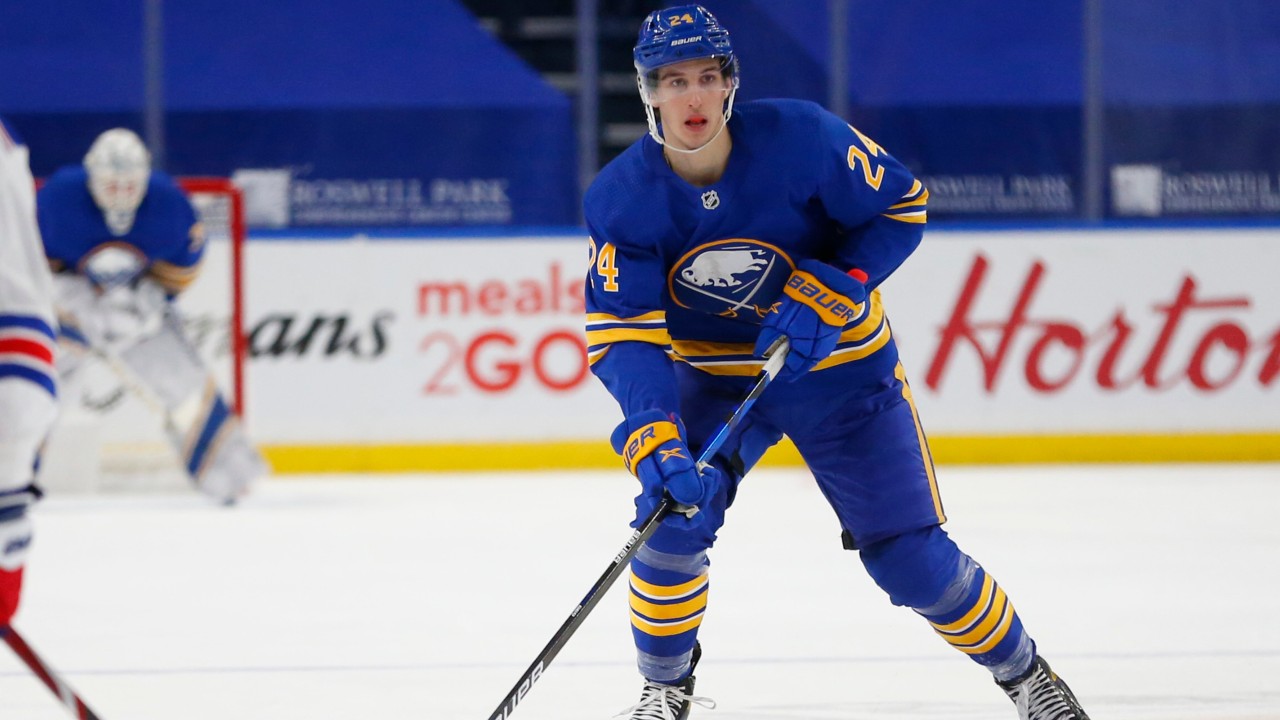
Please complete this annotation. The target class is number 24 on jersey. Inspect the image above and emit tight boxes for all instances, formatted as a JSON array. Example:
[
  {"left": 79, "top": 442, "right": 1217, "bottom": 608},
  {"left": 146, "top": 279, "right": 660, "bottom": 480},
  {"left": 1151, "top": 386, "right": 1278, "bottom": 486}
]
[{"left": 588, "top": 237, "right": 620, "bottom": 292}]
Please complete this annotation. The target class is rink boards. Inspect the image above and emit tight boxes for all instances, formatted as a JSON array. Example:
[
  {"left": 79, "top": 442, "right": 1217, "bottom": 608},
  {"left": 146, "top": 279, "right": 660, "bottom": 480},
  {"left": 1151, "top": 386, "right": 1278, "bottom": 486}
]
[{"left": 233, "top": 227, "right": 1279, "bottom": 470}]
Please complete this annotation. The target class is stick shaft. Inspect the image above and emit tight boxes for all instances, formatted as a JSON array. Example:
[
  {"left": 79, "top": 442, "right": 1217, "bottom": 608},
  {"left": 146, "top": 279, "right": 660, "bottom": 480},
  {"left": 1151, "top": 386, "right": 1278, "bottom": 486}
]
[{"left": 2, "top": 626, "right": 102, "bottom": 720}]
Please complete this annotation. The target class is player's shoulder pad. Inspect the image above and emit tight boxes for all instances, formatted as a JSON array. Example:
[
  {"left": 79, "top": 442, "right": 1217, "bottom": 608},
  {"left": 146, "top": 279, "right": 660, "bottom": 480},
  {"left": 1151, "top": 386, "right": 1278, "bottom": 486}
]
[
  {"left": 146, "top": 170, "right": 190, "bottom": 203},
  {"left": 583, "top": 140, "right": 655, "bottom": 241},
  {"left": 143, "top": 171, "right": 198, "bottom": 217},
  {"left": 38, "top": 165, "right": 91, "bottom": 200},
  {"left": 737, "top": 98, "right": 827, "bottom": 132}
]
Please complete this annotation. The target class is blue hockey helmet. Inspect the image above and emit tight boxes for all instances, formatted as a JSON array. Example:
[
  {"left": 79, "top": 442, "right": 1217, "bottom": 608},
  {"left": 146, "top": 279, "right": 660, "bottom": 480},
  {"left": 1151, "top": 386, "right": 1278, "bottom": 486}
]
[
  {"left": 634, "top": 5, "right": 737, "bottom": 85},
  {"left": 633, "top": 5, "right": 740, "bottom": 151}
]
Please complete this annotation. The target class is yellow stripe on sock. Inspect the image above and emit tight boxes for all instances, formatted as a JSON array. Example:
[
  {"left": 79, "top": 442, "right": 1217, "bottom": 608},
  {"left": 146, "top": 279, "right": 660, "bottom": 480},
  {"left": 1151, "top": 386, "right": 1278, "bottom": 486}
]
[
  {"left": 629, "top": 571, "right": 708, "bottom": 600},
  {"left": 630, "top": 611, "right": 705, "bottom": 637},
  {"left": 929, "top": 573, "right": 994, "bottom": 634},
  {"left": 629, "top": 590, "right": 708, "bottom": 621}
]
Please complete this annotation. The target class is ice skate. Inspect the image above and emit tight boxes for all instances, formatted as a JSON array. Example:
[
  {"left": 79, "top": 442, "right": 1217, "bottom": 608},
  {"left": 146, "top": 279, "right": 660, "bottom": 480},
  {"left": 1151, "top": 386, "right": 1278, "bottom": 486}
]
[
  {"left": 998, "top": 656, "right": 1090, "bottom": 720},
  {"left": 616, "top": 645, "right": 715, "bottom": 720}
]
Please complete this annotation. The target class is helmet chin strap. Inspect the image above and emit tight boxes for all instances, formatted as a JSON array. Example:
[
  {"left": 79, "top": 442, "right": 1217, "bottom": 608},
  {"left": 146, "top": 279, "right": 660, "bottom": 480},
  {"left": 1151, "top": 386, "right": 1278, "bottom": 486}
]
[{"left": 645, "top": 87, "right": 738, "bottom": 155}]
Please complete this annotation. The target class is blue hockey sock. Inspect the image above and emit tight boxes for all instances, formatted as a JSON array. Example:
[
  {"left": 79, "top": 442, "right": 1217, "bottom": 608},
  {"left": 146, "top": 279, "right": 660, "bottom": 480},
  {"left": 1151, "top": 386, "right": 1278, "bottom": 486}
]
[
  {"left": 629, "top": 543, "right": 708, "bottom": 683},
  {"left": 860, "top": 526, "right": 1035, "bottom": 682},
  {"left": 915, "top": 555, "right": 1036, "bottom": 681}
]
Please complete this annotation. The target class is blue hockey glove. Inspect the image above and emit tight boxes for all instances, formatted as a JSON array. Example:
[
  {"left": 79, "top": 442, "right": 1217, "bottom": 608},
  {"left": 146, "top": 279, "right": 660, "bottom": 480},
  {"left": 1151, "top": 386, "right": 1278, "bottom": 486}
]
[
  {"left": 754, "top": 259, "right": 867, "bottom": 380},
  {"left": 610, "top": 409, "right": 720, "bottom": 529}
]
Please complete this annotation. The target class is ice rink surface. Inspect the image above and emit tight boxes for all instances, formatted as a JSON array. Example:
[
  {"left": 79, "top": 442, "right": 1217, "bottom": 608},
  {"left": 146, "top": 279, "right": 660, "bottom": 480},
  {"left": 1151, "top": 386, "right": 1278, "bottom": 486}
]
[{"left": 2, "top": 463, "right": 1278, "bottom": 720}]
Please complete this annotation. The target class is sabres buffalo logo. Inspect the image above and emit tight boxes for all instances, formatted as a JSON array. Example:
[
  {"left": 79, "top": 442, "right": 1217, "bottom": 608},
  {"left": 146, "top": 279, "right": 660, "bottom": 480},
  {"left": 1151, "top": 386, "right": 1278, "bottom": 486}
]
[{"left": 668, "top": 239, "right": 794, "bottom": 321}]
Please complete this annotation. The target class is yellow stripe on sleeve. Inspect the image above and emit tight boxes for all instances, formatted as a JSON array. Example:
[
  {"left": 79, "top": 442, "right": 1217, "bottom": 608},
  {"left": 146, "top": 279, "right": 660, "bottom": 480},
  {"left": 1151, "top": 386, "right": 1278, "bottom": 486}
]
[
  {"left": 882, "top": 212, "right": 927, "bottom": 224},
  {"left": 585, "top": 326, "right": 672, "bottom": 347},
  {"left": 585, "top": 310, "right": 666, "bottom": 325},
  {"left": 149, "top": 260, "right": 200, "bottom": 293},
  {"left": 888, "top": 188, "right": 930, "bottom": 210}
]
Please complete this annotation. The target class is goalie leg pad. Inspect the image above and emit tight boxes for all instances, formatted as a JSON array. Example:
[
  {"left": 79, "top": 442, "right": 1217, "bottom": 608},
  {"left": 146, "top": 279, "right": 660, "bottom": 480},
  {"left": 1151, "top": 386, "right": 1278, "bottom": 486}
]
[
  {"left": 116, "top": 320, "right": 267, "bottom": 501},
  {"left": 117, "top": 320, "right": 207, "bottom": 409},
  {"left": 174, "top": 381, "right": 267, "bottom": 502}
]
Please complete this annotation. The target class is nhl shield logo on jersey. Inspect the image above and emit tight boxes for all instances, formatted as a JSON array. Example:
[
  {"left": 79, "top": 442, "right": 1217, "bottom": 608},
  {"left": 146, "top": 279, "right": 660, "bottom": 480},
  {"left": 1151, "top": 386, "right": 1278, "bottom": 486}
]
[
  {"left": 701, "top": 190, "right": 720, "bottom": 210},
  {"left": 668, "top": 239, "right": 793, "bottom": 320}
]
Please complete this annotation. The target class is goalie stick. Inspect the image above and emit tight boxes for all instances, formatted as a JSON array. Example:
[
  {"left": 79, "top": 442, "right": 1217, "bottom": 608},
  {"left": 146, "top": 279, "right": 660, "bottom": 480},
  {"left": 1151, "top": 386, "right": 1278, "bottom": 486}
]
[
  {"left": 2, "top": 625, "right": 103, "bottom": 719},
  {"left": 486, "top": 342, "right": 790, "bottom": 720}
]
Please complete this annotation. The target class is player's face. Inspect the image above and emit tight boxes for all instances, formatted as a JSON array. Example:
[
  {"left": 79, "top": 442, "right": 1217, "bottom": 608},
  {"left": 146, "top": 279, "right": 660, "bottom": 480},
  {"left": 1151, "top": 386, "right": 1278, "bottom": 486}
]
[{"left": 651, "top": 58, "right": 732, "bottom": 149}]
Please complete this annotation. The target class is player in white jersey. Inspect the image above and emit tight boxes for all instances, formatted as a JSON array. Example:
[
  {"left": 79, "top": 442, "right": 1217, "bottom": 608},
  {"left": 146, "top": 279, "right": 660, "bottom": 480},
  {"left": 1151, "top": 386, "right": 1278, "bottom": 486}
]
[
  {"left": 0, "top": 117, "right": 59, "bottom": 627},
  {"left": 38, "top": 129, "right": 266, "bottom": 504}
]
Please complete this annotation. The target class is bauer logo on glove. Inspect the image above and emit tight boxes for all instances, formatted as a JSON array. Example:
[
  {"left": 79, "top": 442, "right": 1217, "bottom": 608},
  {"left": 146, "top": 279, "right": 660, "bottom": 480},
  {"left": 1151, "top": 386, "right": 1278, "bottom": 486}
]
[
  {"left": 611, "top": 409, "right": 721, "bottom": 529},
  {"left": 621, "top": 418, "right": 683, "bottom": 475},
  {"left": 754, "top": 259, "right": 869, "bottom": 380},
  {"left": 782, "top": 270, "right": 860, "bottom": 325}
]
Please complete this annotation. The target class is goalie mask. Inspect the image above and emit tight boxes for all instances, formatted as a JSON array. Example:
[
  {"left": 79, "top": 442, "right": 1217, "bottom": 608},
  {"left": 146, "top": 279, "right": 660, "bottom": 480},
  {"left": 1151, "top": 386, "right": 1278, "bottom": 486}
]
[
  {"left": 84, "top": 128, "right": 152, "bottom": 236},
  {"left": 634, "top": 5, "right": 739, "bottom": 153}
]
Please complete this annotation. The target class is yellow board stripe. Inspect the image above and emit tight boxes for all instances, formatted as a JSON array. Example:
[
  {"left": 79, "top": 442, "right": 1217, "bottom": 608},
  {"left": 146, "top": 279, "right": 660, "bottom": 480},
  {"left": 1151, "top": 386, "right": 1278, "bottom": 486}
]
[{"left": 259, "top": 432, "right": 1280, "bottom": 474}]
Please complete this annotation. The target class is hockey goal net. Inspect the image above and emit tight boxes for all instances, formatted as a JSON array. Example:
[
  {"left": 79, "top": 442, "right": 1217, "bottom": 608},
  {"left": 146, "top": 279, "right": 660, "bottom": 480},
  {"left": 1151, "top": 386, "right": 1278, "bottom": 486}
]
[{"left": 38, "top": 177, "right": 249, "bottom": 494}]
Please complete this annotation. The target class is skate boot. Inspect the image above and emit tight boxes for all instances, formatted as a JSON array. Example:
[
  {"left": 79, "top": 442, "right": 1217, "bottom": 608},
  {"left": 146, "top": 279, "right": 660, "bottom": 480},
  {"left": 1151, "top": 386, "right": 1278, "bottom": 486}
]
[
  {"left": 616, "top": 644, "right": 715, "bottom": 720},
  {"left": 997, "top": 656, "right": 1090, "bottom": 720}
]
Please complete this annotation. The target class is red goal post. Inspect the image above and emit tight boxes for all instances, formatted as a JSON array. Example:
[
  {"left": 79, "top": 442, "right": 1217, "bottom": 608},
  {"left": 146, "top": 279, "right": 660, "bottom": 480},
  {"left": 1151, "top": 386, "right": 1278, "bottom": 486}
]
[{"left": 176, "top": 176, "right": 247, "bottom": 415}]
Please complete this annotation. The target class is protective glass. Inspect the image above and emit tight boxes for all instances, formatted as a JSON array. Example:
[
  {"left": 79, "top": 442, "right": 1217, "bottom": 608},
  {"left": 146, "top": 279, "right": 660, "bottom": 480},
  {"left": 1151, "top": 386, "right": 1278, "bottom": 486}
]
[{"left": 640, "top": 56, "right": 736, "bottom": 104}]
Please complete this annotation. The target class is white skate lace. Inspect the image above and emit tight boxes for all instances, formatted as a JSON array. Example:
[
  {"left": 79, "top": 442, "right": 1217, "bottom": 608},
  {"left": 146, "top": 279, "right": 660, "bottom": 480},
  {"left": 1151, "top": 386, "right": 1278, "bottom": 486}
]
[
  {"left": 1011, "top": 666, "right": 1081, "bottom": 720},
  {"left": 615, "top": 680, "right": 716, "bottom": 720}
]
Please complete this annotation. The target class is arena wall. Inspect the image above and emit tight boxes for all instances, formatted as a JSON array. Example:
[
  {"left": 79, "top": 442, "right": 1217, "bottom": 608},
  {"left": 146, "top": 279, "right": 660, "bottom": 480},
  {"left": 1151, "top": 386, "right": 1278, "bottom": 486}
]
[{"left": 234, "top": 227, "right": 1280, "bottom": 471}]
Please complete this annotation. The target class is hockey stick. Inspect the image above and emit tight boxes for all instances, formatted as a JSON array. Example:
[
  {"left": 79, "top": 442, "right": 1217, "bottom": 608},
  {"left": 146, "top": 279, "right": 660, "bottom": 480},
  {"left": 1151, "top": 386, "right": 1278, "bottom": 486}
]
[
  {"left": 1, "top": 625, "right": 103, "bottom": 719},
  {"left": 486, "top": 342, "right": 789, "bottom": 720}
]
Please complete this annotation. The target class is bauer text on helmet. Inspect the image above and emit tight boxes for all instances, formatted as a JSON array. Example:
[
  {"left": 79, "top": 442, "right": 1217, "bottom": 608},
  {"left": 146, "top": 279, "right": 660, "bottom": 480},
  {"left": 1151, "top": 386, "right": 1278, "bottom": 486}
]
[{"left": 84, "top": 128, "right": 152, "bottom": 236}]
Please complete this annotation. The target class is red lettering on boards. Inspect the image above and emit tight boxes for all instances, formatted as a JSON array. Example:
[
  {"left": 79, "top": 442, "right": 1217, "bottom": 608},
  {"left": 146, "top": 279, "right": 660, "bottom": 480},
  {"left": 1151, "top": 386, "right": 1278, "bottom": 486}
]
[
  {"left": 925, "top": 255, "right": 1277, "bottom": 395},
  {"left": 417, "top": 262, "right": 583, "bottom": 317}
]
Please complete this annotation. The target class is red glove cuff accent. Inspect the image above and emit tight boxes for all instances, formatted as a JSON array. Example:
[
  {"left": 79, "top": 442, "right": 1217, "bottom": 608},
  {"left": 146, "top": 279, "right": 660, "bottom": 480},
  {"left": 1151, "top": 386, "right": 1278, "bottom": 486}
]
[{"left": 847, "top": 267, "right": 869, "bottom": 284}]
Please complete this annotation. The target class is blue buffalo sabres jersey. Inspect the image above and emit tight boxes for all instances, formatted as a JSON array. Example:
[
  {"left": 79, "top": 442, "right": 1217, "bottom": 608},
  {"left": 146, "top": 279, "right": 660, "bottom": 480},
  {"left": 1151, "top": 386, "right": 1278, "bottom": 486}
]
[
  {"left": 584, "top": 99, "right": 928, "bottom": 416},
  {"left": 37, "top": 166, "right": 204, "bottom": 294}
]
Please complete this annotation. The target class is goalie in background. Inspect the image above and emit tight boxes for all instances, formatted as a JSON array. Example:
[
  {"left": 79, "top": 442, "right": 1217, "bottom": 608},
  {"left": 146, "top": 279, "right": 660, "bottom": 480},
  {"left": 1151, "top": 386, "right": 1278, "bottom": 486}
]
[
  {"left": 36, "top": 128, "right": 266, "bottom": 504},
  {"left": 0, "top": 117, "right": 58, "bottom": 627}
]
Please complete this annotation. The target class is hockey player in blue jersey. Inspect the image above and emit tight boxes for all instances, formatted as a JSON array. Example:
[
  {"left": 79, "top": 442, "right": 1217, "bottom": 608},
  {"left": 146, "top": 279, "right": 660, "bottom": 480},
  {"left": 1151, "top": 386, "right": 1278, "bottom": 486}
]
[
  {"left": 584, "top": 7, "right": 1090, "bottom": 720},
  {"left": 38, "top": 128, "right": 266, "bottom": 503}
]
